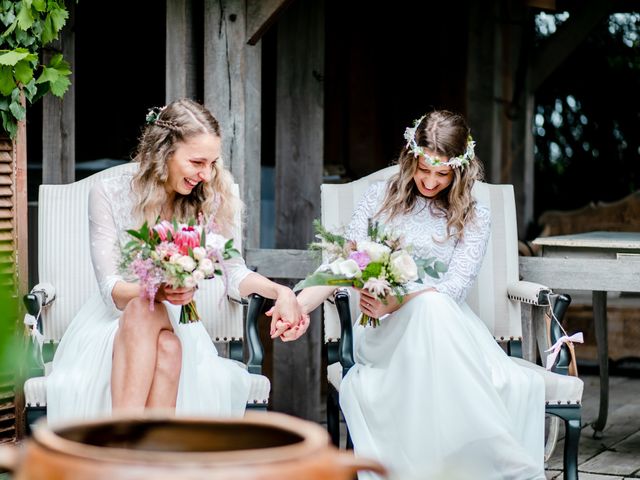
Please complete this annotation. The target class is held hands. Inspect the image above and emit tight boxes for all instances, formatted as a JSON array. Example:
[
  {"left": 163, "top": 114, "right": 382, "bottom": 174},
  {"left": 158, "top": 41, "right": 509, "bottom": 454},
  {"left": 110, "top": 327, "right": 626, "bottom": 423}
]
[
  {"left": 267, "top": 289, "right": 310, "bottom": 342},
  {"left": 155, "top": 284, "right": 196, "bottom": 306}
]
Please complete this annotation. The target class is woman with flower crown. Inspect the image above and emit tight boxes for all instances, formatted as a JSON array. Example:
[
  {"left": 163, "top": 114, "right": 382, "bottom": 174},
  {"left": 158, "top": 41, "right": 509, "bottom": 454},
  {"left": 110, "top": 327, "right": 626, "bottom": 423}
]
[
  {"left": 47, "top": 98, "right": 303, "bottom": 424},
  {"left": 287, "top": 111, "right": 546, "bottom": 479}
]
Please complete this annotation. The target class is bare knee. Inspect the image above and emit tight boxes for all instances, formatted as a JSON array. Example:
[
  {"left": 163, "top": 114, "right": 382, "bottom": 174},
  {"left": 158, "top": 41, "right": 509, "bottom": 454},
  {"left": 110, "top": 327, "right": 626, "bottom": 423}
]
[
  {"left": 119, "top": 297, "right": 169, "bottom": 335},
  {"left": 156, "top": 330, "right": 182, "bottom": 377}
]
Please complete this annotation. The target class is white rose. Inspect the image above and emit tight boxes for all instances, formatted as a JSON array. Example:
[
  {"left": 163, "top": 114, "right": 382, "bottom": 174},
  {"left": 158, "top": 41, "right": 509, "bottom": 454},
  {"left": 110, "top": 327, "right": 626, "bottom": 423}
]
[
  {"left": 389, "top": 251, "right": 418, "bottom": 283},
  {"left": 358, "top": 240, "right": 391, "bottom": 263},
  {"left": 169, "top": 253, "right": 182, "bottom": 264},
  {"left": 199, "top": 258, "right": 215, "bottom": 275},
  {"left": 192, "top": 246, "right": 207, "bottom": 260},
  {"left": 206, "top": 233, "right": 227, "bottom": 251},
  {"left": 183, "top": 275, "right": 197, "bottom": 289},
  {"left": 338, "top": 259, "right": 361, "bottom": 278},
  {"left": 176, "top": 255, "right": 197, "bottom": 272},
  {"left": 193, "top": 269, "right": 205, "bottom": 282}
]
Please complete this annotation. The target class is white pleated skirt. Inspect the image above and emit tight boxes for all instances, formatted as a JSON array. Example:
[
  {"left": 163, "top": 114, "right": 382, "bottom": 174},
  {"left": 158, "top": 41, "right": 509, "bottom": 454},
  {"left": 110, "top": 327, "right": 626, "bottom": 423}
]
[
  {"left": 46, "top": 291, "right": 251, "bottom": 425},
  {"left": 340, "top": 291, "right": 546, "bottom": 480}
]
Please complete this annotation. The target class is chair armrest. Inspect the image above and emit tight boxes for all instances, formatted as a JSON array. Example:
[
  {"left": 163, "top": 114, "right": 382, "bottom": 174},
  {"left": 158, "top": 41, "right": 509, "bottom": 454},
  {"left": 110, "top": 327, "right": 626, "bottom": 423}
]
[
  {"left": 507, "top": 280, "right": 551, "bottom": 306},
  {"left": 23, "top": 282, "right": 57, "bottom": 318},
  {"left": 245, "top": 293, "right": 272, "bottom": 375},
  {"left": 334, "top": 288, "right": 355, "bottom": 374}
]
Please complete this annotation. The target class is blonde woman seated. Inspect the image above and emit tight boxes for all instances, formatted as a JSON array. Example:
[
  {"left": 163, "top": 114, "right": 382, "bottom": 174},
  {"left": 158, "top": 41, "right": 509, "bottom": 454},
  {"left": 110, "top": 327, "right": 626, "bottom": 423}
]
[
  {"left": 282, "top": 111, "right": 546, "bottom": 479},
  {"left": 47, "top": 99, "right": 303, "bottom": 423}
]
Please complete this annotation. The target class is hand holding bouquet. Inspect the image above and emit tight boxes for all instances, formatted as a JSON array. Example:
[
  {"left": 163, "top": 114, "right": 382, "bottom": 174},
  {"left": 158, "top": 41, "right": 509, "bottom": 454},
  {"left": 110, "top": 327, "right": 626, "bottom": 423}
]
[
  {"left": 294, "top": 219, "right": 447, "bottom": 327},
  {"left": 119, "top": 218, "right": 240, "bottom": 323}
]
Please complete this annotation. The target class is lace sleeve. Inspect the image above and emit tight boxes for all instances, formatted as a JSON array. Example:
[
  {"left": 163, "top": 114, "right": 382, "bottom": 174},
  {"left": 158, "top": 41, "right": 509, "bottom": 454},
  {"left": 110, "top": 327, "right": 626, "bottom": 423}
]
[
  {"left": 436, "top": 205, "right": 491, "bottom": 303},
  {"left": 223, "top": 256, "right": 252, "bottom": 301},
  {"left": 346, "top": 181, "right": 386, "bottom": 241},
  {"left": 88, "top": 181, "right": 124, "bottom": 314}
]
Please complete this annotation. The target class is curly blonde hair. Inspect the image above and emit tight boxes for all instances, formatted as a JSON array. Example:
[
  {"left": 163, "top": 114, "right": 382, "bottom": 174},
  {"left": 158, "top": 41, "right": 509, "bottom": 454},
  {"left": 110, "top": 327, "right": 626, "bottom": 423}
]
[
  {"left": 377, "top": 110, "right": 484, "bottom": 239},
  {"left": 131, "top": 98, "right": 241, "bottom": 238}
]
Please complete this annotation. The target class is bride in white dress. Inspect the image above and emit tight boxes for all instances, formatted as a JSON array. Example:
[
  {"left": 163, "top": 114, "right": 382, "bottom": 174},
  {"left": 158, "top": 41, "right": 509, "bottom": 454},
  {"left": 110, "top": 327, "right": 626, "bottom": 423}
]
[
  {"left": 290, "top": 111, "right": 546, "bottom": 479},
  {"left": 47, "top": 98, "right": 303, "bottom": 424}
]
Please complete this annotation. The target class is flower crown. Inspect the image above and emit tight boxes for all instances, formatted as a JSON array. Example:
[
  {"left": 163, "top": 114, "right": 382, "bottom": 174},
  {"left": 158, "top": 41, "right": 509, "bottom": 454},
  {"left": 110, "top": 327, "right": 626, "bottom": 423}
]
[
  {"left": 403, "top": 115, "right": 476, "bottom": 169},
  {"left": 145, "top": 106, "right": 166, "bottom": 125}
]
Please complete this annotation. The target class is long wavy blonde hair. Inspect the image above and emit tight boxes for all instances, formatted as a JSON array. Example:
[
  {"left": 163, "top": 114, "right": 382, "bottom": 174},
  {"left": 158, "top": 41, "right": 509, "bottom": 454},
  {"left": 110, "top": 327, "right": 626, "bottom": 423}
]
[
  {"left": 377, "top": 110, "right": 484, "bottom": 240},
  {"left": 131, "top": 98, "right": 240, "bottom": 238}
]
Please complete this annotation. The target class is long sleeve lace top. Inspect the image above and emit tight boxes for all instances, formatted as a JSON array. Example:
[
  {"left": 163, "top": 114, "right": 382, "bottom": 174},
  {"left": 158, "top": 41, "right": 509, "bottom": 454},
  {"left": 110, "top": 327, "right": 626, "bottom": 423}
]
[
  {"left": 346, "top": 180, "right": 491, "bottom": 304},
  {"left": 88, "top": 172, "right": 252, "bottom": 316}
]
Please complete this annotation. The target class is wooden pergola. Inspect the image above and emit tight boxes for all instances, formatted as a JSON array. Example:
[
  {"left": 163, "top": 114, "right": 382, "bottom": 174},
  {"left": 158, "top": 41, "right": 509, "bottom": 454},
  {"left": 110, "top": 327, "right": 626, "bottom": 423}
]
[{"left": 5, "top": 0, "right": 625, "bottom": 429}]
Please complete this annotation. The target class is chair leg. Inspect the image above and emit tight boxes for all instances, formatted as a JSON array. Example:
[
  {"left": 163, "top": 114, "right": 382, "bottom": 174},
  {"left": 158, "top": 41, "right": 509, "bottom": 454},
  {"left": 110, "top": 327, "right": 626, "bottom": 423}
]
[
  {"left": 327, "top": 385, "right": 340, "bottom": 447},
  {"left": 546, "top": 406, "right": 581, "bottom": 480},
  {"left": 25, "top": 406, "right": 47, "bottom": 436}
]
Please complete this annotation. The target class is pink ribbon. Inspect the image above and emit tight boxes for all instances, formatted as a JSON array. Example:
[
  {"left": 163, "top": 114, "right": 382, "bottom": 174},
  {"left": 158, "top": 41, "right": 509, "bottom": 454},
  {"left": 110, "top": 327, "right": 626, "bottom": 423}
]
[{"left": 545, "top": 332, "right": 584, "bottom": 370}]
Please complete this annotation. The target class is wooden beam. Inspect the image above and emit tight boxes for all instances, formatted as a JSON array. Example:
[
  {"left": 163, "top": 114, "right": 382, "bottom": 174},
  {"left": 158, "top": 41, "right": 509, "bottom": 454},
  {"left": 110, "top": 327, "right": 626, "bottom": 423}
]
[
  {"left": 246, "top": 0, "right": 293, "bottom": 45},
  {"left": 273, "top": 0, "right": 324, "bottom": 422},
  {"left": 530, "top": 0, "right": 611, "bottom": 91},
  {"left": 42, "top": 2, "right": 75, "bottom": 185},
  {"left": 166, "top": 0, "right": 198, "bottom": 102},
  {"left": 245, "top": 248, "right": 318, "bottom": 279}
]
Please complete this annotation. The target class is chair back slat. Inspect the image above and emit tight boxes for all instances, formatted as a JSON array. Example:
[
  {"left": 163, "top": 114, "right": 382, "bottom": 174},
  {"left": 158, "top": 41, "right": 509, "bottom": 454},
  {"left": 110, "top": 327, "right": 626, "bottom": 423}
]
[
  {"left": 321, "top": 166, "right": 523, "bottom": 342},
  {"left": 38, "top": 163, "right": 242, "bottom": 342}
]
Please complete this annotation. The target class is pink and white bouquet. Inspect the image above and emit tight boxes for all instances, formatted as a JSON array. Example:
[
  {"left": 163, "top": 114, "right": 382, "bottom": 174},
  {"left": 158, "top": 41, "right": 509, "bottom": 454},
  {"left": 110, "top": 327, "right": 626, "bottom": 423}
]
[
  {"left": 294, "top": 219, "right": 447, "bottom": 327},
  {"left": 119, "top": 218, "right": 240, "bottom": 323}
]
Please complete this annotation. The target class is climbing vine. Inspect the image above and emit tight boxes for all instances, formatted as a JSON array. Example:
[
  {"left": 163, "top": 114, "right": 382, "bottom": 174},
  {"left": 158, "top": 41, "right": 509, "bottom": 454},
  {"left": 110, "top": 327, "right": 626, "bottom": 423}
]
[{"left": 0, "top": 0, "right": 72, "bottom": 138}]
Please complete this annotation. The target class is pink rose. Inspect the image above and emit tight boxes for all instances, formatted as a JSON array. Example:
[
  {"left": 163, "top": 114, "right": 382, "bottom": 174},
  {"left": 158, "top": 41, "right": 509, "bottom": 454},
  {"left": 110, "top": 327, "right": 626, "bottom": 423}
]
[{"left": 348, "top": 251, "right": 371, "bottom": 270}]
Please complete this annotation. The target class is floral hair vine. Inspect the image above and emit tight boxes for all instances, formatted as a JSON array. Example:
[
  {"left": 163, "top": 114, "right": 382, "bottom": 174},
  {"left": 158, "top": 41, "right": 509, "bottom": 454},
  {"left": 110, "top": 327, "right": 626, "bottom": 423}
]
[
  {"left": 145, "top": 105, "right": 167, "bottom": 125},
  {"left": 403, "top": 115, "right": 476, "bottom": 169}
]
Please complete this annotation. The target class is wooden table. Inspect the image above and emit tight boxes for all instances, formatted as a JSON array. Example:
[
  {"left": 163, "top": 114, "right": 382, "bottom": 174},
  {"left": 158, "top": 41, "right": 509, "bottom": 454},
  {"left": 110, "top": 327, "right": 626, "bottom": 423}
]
[{"left": 520, "top": 231, "right": 640, "bottom": 438}]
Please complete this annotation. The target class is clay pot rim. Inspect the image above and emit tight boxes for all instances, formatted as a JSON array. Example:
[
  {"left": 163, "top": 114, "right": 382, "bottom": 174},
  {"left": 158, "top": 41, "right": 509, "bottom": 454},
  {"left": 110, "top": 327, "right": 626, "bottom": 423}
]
[{"left": 33, "top": 411, "right": 331, "bottom": 466}]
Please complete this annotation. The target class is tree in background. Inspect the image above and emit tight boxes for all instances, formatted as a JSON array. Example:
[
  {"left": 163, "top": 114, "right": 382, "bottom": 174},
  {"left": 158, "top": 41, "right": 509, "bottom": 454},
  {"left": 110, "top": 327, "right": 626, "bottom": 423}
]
[{"left": 532, "top": 12, "right": 640, "bottom": 234}]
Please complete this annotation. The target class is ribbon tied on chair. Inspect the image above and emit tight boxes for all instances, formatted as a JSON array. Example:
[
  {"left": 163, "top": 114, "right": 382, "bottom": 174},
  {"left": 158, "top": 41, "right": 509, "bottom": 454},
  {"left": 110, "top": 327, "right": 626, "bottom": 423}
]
[{"left": 545, "top": 332, "right": 584, "bottom": 370}]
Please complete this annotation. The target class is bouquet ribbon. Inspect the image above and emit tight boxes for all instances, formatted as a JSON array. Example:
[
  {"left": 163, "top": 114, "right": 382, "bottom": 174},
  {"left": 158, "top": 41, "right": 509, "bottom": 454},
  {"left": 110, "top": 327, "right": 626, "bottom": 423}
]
[{"left": 544, "top": 332, "right": 583, "bottom": 370}]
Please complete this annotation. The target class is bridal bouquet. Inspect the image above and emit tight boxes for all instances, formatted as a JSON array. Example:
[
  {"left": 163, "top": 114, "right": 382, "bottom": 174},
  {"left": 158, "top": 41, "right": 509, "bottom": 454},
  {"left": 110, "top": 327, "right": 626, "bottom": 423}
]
[
  {"left": 119, "top": 218, "right": 240, "bottom": 323},
  {"left": 294, "top": 219, "right": 447, "bottom": 327}
]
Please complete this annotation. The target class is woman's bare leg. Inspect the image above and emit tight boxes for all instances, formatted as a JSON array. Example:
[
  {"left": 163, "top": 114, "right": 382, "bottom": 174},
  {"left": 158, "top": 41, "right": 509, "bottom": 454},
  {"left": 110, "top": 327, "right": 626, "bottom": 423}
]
[
  {"left": 146, "top": 330, "right": 182, "bottom": 409},
  {"left": 111, "top": 297, "right": 173, "bottom": 412}
]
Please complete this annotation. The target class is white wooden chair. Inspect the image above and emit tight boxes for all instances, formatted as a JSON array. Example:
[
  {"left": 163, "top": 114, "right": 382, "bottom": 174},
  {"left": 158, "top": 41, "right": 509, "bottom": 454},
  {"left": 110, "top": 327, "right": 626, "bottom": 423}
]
[
  {"left": 321, "top": 166, "right": 584, "bottom": 480},
  {"left": 22, "top": 163, "right": 270, "bottom": 431}
]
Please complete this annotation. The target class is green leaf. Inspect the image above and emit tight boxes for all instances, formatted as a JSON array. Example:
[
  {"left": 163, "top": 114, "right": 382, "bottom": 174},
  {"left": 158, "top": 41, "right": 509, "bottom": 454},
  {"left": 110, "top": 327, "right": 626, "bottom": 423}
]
[
  {"left": 293, "top": 272, "right": 354, "bottom": 291},
  {"left": 0, "top": 97, "right": 8, "bottom": 110},
  {"left": 22, "top": 77, "right": 36, "bottom": 101},
  {"left": 433, "top": 260, "right": 448, "bottom": 273},
  {"left": 32, "top": 0, "right": 45, "bottom": 12},
  {"left": 16, "top": 2, "right": 34, "bottom": 31},
  {"left": 0, "top": 110, "right": 17, "bottom": 138},
  {"left": 9, "top": 99, "right": 25, "bottom": 120},
  {"left": 48, "top": 73, "right": 70, "bottom": 96},
  {"left": 0, "top": 66, "right": 16, "bottom": 95},
  {"left": 0, "top": 49, "right": 30, "bottom": 66},
  {"left": 361, "top": 262, "right": 382, "bottom": 281},
  {"left": 13, "top": 58, "right": 33, "bottom": 84},
  {"left": 49, "top": 5, "right": 68, "bottom": 32},
  {"left": 40, "top": 13, "right": 55, "bottom": 44}
]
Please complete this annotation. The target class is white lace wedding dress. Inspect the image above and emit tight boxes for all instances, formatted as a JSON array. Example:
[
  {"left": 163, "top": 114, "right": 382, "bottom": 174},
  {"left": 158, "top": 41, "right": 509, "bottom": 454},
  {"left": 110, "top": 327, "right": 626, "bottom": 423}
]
[
  {"left": 340, "top": 181, "right": 546, "bottom": 480},
  {"left": 46, "top": 171, "right": 252, "bottom": 425}
]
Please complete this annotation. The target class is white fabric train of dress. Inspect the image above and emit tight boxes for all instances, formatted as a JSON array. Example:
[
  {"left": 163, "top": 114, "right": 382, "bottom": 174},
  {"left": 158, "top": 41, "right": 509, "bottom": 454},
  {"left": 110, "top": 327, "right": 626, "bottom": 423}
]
[
  {"left": 339, "top": 181, "right": 546, "bottom": 480},
  {"left": 46, "top": 172, "right": 252, "bottom": 425}
]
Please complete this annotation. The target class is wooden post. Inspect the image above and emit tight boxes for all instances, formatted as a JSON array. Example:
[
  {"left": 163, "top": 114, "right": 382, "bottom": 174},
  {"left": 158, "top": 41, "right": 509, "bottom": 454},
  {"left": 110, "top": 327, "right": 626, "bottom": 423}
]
[
  {"left": 466, "top": 1, "right": 502, "bottom": 184},
  {"left": 273, "top": 0, "right": 324, "bottom": 421},
  {"left": 166, "top": 0, "right": 198, "bottom": 102},
  {"left": 203, "top": 0, "right": 262, "bottom": 249},
  {"left": 42, "top": 2, "right": 75, "bottom": 185}
]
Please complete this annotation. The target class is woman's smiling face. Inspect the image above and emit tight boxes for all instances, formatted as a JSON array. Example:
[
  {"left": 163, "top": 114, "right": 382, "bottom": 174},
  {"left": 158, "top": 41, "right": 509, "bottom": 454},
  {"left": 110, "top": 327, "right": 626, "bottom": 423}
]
[
  {"left": 165, "top": 133, "right": 221, "bottom": 197},
  {"left": 413, "top": 151, "right": 454, "bottom": 198}
]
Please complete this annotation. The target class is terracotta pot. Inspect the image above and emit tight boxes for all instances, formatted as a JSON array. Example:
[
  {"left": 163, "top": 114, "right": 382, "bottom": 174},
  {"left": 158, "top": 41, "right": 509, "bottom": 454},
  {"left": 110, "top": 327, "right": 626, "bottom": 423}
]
[{"left": 0, "top": 411, "right": 386, "bottom": 479}]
